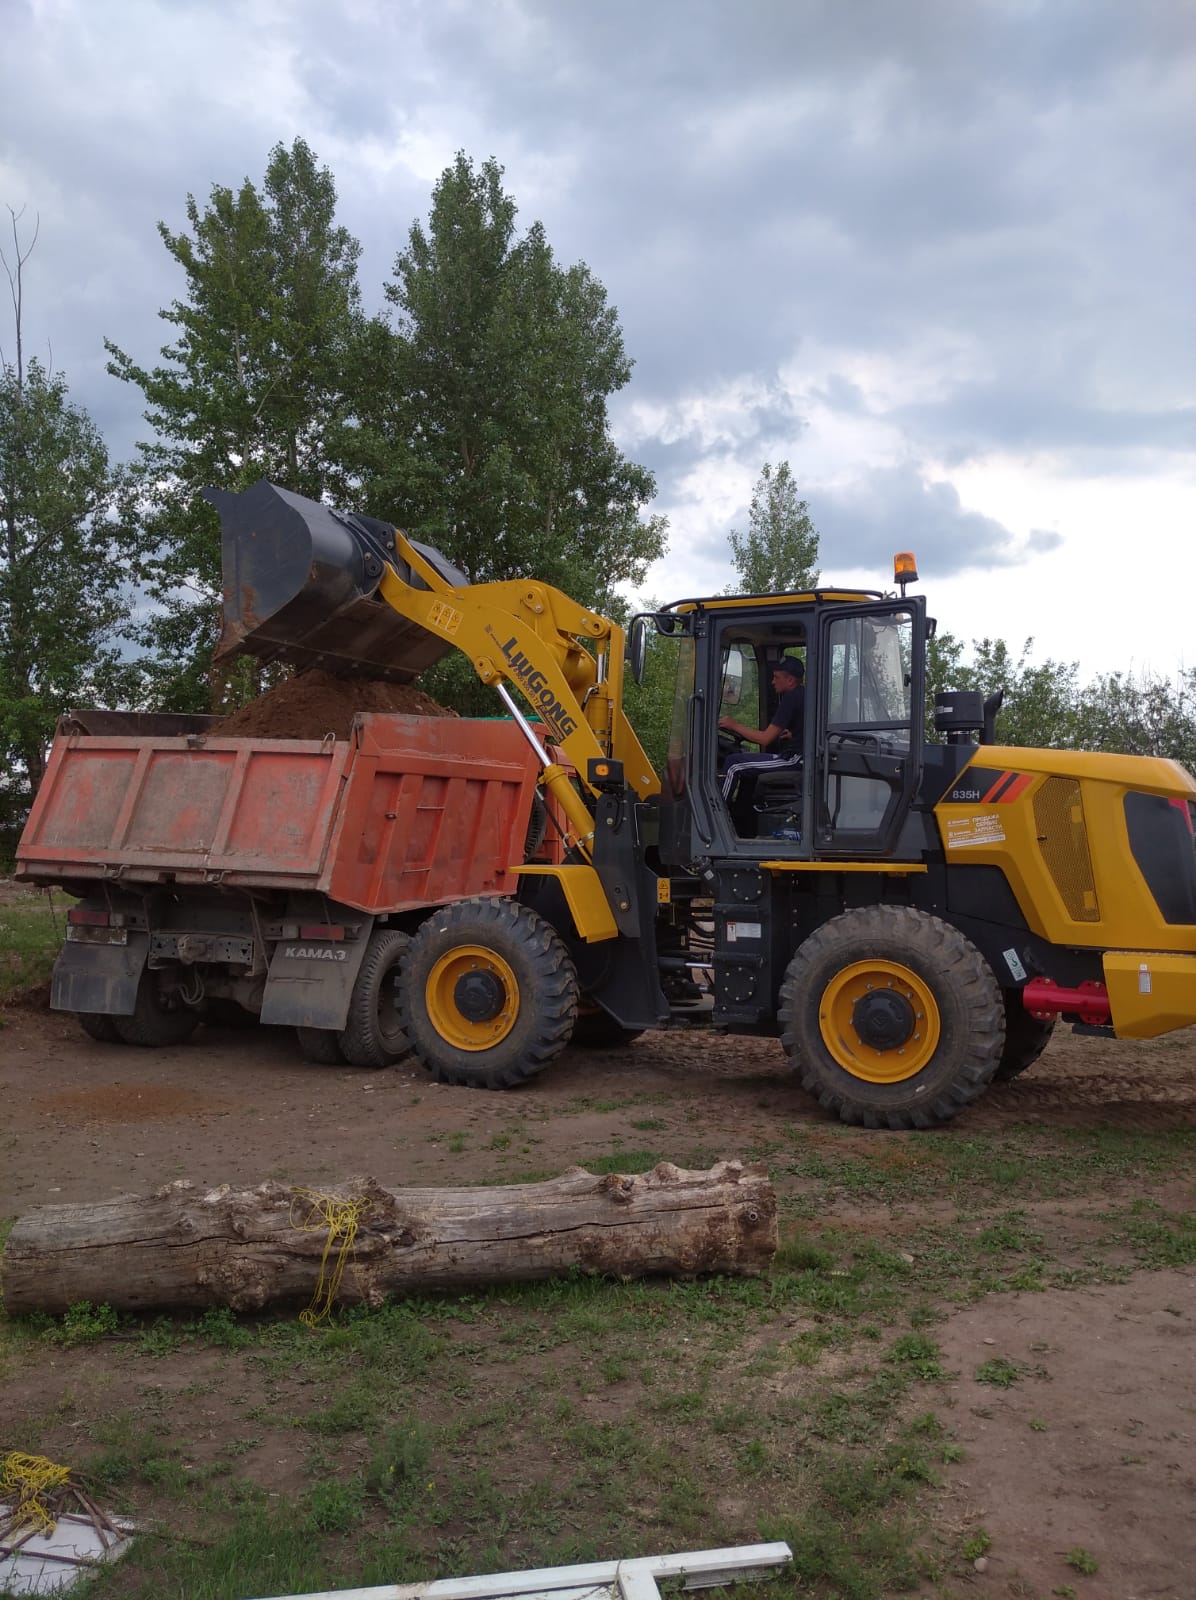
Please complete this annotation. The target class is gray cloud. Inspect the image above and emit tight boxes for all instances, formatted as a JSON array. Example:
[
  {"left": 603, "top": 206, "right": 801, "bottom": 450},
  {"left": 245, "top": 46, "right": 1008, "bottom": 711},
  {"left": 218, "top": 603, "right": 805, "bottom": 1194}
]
[
  {"left": 809, "top": 463, "right": 1060, "bottom": 577},
  {"left": 1, "top": 0, "right": 1193, "bottom": 519}
]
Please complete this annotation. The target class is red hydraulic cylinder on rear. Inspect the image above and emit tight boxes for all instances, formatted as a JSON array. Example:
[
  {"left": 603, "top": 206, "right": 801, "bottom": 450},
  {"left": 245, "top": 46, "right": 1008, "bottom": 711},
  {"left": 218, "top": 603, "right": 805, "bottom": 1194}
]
[{"left": 1022, "top": 977, "right": 1111, "bottom": 1026}]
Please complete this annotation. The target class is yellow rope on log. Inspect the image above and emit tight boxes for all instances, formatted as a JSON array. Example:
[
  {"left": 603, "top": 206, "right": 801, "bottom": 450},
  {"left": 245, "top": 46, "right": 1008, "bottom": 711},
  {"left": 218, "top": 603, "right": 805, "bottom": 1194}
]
[
  {"left": 0, "top": 1451, "right": 72, "bottom": 1533},
  {"left": 289, "top": 1189, "right": 372, "bottom": 1327}
]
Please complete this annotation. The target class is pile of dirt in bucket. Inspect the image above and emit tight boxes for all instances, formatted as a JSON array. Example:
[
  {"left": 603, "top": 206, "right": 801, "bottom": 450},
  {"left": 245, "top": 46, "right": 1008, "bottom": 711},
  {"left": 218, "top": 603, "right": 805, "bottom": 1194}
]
[{"left": 211, "top": 669, "right": 455, "bottom": 740}]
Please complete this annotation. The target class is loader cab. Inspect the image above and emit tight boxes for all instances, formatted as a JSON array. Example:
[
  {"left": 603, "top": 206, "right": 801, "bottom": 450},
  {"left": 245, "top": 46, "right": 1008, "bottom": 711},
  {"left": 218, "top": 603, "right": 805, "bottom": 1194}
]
[{"left": 656, "top": 591, "right": 928, "bottom": 868}]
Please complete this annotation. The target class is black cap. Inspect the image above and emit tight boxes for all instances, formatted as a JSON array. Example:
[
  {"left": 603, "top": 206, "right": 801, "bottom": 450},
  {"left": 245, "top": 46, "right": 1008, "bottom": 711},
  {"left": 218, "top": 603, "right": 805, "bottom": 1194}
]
[{"left": 776, "top": 656, "right": 805, "bottom": 680}]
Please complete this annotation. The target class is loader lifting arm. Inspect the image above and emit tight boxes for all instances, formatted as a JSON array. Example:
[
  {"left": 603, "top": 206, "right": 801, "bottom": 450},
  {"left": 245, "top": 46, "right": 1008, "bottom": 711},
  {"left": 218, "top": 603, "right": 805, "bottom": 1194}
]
[{"left": 206, "top": 480, "right": 660, "bottom": 863}]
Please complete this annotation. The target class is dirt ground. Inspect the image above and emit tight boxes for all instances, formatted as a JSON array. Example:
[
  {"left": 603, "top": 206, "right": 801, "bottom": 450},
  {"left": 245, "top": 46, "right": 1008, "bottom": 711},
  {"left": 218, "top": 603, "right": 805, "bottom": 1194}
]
[{"left": 2, "top": 1001, "right": 1194, "bottom": 1597}]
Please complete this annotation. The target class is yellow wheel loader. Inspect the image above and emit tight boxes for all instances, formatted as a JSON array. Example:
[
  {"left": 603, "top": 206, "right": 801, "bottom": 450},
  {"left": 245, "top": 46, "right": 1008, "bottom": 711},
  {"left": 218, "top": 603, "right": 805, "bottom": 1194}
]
[{"left": 204, "top": 481, "right": 1196, "bottom": 1128}]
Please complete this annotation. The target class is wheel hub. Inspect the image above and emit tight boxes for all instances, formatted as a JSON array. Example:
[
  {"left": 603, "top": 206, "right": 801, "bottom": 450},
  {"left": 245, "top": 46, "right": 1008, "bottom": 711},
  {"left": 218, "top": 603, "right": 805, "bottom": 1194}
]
[
  {"left": 454, "top": 969, "right": 505, "bottom": 1024},
  {"left": 818, "top": 958, "right": 941, "bottom": 1083},
  {"left": 850, "top": 988, "right": 916, "bottom": 1051}
]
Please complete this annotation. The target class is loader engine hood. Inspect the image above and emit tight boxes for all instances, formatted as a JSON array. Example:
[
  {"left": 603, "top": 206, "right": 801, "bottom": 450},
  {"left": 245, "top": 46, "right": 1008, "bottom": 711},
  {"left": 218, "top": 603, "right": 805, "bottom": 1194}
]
[{"left": 206, "top": 479, "right": 466, "bottom": 684}]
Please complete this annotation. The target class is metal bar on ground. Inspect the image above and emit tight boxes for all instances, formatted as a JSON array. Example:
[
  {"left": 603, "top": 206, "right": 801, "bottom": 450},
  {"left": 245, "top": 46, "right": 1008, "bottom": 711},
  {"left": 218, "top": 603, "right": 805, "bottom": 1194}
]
[{"left": 245, "top": 1541, "right": 793, "bottom": 1600}]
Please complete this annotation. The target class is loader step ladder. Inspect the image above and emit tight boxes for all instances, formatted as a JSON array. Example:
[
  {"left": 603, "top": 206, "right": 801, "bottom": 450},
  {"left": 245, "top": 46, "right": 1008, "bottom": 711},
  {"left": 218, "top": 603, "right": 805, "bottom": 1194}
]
[{"left": 248, "top": 1541, "right": 794, "bottom": 1600}]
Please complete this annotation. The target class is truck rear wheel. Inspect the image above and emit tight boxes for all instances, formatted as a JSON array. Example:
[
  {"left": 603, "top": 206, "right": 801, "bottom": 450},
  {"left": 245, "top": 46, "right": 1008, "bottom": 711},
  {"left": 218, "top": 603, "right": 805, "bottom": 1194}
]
[
  {"left": 338, "top": 929, "right": 412, "bottom": 1069},
  {"left": 77, "top": 1012, "right": 121, "bottom": 1044},
  {"left": 400, "top": 898, "right": 579, "bottom": 1089},
  {"left": 779, "top": 906, "right": 1004, "bottom": 1129},
  {"left": 295, "top": 1027, "right": 347, "bottom": 1066},
  {"left": 992, "top": 993, "right": 1055, "bottom": 1082},
  {"left": 112, "top": 972, "right": 203, "bottom": 1048}
]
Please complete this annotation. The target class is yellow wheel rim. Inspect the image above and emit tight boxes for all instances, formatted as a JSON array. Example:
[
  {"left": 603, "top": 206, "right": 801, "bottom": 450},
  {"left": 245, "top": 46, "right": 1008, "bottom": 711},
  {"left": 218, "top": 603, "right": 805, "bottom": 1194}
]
[
  {"left": 819, "top": 959, "right": 941, "bottom": 1083},
  {"left": 426, "top": 945, "right": 519, "bottom": 1052}
]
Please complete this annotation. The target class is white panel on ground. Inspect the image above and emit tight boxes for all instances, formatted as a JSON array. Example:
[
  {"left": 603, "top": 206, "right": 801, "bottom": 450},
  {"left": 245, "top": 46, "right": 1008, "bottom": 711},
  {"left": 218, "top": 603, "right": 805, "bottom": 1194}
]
[
  {"left": 0, "top": 1506, "right": 135, "bottom": 1596},
  {"left": 247, "top": 1542, "right": 793, "bottom": 1600}
]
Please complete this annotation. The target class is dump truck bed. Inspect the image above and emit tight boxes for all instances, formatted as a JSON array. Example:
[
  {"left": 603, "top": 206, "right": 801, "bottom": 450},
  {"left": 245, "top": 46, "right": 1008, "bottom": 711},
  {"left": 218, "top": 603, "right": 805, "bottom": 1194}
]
[{"left": 16, "top": 711, "right": 541, "bottom": 913}]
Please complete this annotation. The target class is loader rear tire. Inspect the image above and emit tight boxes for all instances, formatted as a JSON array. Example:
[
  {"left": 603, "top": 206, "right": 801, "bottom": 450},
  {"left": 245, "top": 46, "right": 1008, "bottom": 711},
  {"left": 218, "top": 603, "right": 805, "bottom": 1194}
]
[
  {"left": 338, "top": 929, "right": 412, "bottom": 1069},
  {"left": 400, "top": 898, "right": 579, "bottom": 1089},
  {"left": 77, "top": 1011, "right": 121, "bottom": 1044},
  {"left": 112, "top": 972, "right": 203, "bottom": 1048},
  {"left": 992, "top": 994, "right": 1055, "bottom": 1082},
  {"left": 295, "top": 1027, "right": 347, "bottom": 1066},
  {"left": 779, "top": 906, "right": 1004, "bottom": 1129}
]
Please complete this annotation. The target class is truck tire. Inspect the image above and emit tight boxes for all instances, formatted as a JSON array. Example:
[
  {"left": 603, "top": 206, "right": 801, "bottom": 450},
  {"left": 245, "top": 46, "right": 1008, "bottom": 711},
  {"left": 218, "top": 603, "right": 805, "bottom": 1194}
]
[
  {"left": 779, "top": 905, "right": 1004, "bottom": 1130},
  {"left": 295, "top": 1027, "right": 347, "bottom": 1066},
  {"left": 992, "top": 993, "right": 1055, "bottom": 1082},
  {"left": 400, "top": 897, "right": 579, "bottom": 1089},
  {"left": 77, "top": 1012, "right": 121, "bottom": 1044},
  {"left": 112, "top": 972, "right": 203, "bottom": 1048},
  {"left": 338, "top": 929, "right": 412, "bottom": 1069}
]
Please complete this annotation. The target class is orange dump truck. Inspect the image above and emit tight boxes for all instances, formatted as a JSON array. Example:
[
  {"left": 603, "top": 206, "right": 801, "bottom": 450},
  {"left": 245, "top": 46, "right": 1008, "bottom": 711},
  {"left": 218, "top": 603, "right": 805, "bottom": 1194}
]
[{"left": 15, "top": 709, "right": 548, "bottom": 1067}]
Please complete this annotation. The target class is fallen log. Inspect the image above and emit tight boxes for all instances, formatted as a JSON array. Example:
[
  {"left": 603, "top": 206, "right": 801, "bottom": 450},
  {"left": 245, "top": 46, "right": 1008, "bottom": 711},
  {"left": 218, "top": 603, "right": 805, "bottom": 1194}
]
[{"left": 0, "top": 1162, "right": 776, "bottom": 1316}]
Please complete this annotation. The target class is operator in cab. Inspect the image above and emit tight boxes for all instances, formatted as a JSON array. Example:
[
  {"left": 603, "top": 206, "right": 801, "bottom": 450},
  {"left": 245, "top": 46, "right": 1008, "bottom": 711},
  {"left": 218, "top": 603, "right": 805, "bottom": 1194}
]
[{"left": 719, "top": 655, "right": 805, "bottom": 799}]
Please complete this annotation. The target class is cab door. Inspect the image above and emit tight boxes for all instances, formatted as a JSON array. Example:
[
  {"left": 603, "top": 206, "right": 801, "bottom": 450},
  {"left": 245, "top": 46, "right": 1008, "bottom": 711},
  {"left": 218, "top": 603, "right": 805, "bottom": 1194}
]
[{"left": 813, "top": 600, "right": 925, "bottom": 857}]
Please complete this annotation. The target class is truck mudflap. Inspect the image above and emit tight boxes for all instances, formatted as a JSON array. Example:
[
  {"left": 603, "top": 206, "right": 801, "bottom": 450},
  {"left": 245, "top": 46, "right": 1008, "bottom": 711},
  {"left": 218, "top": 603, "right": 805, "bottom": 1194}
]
[
  {"left": 51, "top": 931, "right": 149, "bottom": 1016},
  {"left": 259, "top": 929, "right": 372, "bottom": 1030}
]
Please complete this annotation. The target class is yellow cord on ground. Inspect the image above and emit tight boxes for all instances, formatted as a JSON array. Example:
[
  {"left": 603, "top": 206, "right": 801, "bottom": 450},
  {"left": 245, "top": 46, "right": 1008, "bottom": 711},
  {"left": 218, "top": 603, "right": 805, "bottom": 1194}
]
[
  {"left": 290, "top": 1189, "right": 372, "bottom": 1327},
  {"left": 0, "top": 1451, "right": 72, "bottom": 1533}
]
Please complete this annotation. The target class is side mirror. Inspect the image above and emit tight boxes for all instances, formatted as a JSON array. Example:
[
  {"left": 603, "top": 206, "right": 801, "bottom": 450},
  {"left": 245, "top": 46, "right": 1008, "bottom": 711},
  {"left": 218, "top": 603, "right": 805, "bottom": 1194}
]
[{"left": 628, "top": 617, "right": 649, "bottom": 686}]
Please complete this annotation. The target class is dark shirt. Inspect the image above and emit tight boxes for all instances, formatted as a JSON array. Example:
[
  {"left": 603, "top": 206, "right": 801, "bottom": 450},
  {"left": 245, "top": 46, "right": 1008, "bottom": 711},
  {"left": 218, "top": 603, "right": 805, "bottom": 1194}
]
[{"left": 771, "top": 685, "right": 805, "bottom": 746}]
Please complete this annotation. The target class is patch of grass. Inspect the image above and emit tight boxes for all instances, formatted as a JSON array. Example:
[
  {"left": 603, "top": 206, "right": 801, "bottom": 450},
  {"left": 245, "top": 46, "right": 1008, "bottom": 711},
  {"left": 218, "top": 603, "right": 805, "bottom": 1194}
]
[
  {"left": 975, "top": 1356, "right": 1025, "bottom": 1387},
  {"left": 584, "top": 1150, "right": 663, "bottom": 1175},
  {"left": 1064, "top": 1547, "right": 1099, "bottom": 1575},
  {"left": 1106, "top": 1203, "right": 1196, "bottom": 1267},
  {"left": 886, "top": 1333, "right": 949, "bottom": 1381},
  {"left": 962, "top": 1527, "right": 992, "bottom": 1561},
  {"left": 0, "top": 889, "right": 72, "bottom": 1002},
  {"left": 50, "top": 1300, "right": 120, "bottom": 1347}
]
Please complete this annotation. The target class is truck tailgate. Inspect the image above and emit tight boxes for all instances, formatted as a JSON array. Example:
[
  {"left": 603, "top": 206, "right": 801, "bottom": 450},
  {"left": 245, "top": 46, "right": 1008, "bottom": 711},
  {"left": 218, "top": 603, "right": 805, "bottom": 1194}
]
[{"left": 18, "top": 735, "right": 349, "bottom": 887}]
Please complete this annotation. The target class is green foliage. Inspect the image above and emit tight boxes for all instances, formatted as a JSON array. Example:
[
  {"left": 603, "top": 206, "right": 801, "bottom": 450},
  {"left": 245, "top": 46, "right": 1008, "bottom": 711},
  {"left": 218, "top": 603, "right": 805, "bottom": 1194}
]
[
  {"left": 962, "top": 1527, "right": 992, "bottom": 1561},
  {"left": 0, "top": 887, "right": 70, "bottom": 999},
  {"left": 622, "top": 615, "right": 684, "bottom": 775},
  {"left": 726, "top": 460, "right": 820, "bottom": 594},
  {"left": 346, "top": 153, "right": 666, "bottom": 613},
  {"left": 0, "top": 354, "right": 140, "bottom": 808},
  {"left": 974, "top": 1356, "right": 1024, "bottom": 1387},
  {"left": 926, "top": 630, "right": 1195, "bottom": 765},
  {"left": 51, "top": 1300, "right": 120, "bottom": 1346},
  {"left": 1064, "top": 1547, "right": 1099, "bottom": 1575},
  {"left": 106, "top": 138, "right": 365, "bottom": 709}
]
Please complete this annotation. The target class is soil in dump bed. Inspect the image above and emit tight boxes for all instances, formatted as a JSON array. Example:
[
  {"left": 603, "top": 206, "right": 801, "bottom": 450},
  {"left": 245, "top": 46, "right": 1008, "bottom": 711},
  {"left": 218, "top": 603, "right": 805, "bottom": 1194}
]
[{"left": 210, "top": 669, "right": 455, "bottom": 741}]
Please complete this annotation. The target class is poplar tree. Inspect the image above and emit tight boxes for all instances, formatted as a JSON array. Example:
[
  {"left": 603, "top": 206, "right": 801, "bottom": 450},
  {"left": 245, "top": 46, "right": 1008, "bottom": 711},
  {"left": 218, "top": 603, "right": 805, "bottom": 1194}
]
[
  {"left": 727, "top": 462, "right": 820, "bottom": 594},
  {"left": 107, "top": 139, "right": 364, "bottom": 708},
  {"left": 347, "top": 153, "right": 667, "bottom": 611}
]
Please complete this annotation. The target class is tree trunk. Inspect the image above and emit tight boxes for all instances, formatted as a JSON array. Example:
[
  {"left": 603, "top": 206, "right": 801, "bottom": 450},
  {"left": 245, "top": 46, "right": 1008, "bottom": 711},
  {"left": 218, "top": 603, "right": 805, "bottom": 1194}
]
[{"left": 0, "top": 1162, "right": 776, "bottom": 1316}]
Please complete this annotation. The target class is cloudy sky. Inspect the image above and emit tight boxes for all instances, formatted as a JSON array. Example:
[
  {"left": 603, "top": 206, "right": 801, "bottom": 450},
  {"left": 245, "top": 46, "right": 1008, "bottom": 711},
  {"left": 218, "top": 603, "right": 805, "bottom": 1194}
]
[{"left": 3, "top": 0, "right": 1193, "bottom": 680}]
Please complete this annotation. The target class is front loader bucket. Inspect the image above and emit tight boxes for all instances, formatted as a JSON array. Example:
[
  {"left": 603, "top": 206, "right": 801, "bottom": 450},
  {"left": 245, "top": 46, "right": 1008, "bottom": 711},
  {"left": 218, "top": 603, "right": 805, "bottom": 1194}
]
[{"left": 206, "top": 479, "right": 463, "bottom": 684}]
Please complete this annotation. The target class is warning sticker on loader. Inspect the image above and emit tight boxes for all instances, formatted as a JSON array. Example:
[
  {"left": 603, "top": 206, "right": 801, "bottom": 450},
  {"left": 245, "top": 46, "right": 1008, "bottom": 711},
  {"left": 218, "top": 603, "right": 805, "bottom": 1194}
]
[{"left": 945, "top": 813, "right": 1006, "bottom": 850}]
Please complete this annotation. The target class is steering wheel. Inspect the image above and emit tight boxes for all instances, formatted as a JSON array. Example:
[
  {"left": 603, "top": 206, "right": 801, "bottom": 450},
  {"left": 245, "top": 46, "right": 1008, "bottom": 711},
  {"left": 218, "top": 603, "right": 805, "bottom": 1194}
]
[{"left": 718, "top": 729, "right": 747, "bottom": 756}]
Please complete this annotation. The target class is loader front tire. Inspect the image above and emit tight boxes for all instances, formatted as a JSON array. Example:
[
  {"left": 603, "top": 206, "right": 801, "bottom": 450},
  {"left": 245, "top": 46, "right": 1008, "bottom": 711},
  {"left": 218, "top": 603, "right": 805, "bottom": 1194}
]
[
  {"left": 779, "top": 906, "right": 1004, "bottom": 1129},
  {"left": 338, "top": 929, "right": 412, "bottom": 1069},
  {"left": 112, "top": 972, "right": 202, "bottom": 1048},
  {"left": 992, "top": 993, "right": 1054, "bottom": 1082},
  {"left": 400, "top": 898, "right": 579, "bottom": 1089}
]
